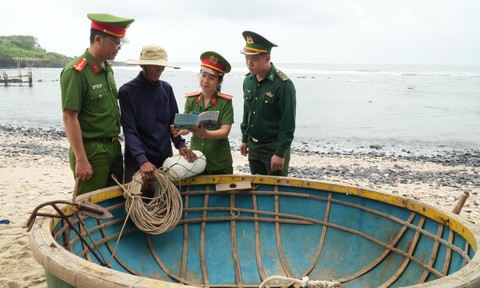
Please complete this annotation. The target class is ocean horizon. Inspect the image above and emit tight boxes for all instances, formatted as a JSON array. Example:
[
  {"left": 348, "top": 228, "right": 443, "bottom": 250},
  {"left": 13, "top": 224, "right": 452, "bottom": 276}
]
[{"left": 1, "top": 63, "right": 479, "bottom": 156}]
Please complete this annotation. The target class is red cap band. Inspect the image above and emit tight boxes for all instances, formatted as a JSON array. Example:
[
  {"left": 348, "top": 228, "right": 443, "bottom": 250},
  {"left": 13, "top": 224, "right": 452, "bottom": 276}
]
[
  {"left": 91, "top": 21, "right": 126, "bottom": 38},
  {"left": 201, "top": 58, "right": 226, "bottom": 74}
]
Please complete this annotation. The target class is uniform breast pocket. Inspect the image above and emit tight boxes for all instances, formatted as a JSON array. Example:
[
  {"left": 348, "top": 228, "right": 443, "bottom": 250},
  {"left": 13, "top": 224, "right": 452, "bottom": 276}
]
[
  {"left": 263, "top": 92, "right": 276, "bottom": 104},
  {"left": 87, "top": 87, "right": 110, "bottom": 112},
  {"left": 244, "top": 89, "right": 254, "bottom": 101},
  {"left": 243, "top": 89, "right": 254, "bottom": 110}
]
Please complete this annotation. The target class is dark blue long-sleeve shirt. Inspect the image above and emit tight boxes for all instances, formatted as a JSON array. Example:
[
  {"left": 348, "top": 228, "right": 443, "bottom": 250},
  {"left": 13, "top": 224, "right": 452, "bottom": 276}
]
[{"left": 118, "top": 72, "right": 186, "bottom": 168}]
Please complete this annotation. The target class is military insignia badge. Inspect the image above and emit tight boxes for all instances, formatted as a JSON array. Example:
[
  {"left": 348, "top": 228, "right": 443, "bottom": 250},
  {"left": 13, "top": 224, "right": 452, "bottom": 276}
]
[
  {"left": 91, "top": 62, "right": 100, "bottom": 74},
  {"left": 246, "top": 36, "right": 254, "bottom": 44},
  {"left": 275, "top": 69, "right": 289, "bottom": 81},
  {"left": 209, "top": 55, "right": 218, "bottom": 64},
  {"left": 265, "top": 91, "right": 274, "bottom": 97}
]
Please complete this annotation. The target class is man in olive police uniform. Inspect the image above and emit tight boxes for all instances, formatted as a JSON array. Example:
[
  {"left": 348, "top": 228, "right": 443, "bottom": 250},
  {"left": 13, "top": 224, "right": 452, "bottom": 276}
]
[
  {"left": 239, "top": 31, "right": 296, "bottom": 176},
  {"left": 61, "top": 13, "right": 134, "bottom": 195}
]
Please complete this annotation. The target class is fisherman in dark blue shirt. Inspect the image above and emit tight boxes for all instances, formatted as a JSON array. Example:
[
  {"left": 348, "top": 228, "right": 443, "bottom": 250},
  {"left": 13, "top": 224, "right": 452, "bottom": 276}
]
[{"left": 119, "top": 44, "right": 196, "bottom": 182}]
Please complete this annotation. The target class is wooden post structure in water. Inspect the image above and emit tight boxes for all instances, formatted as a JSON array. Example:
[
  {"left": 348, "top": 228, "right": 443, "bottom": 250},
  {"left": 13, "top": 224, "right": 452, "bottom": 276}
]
[{"left": 2, "top": 57, "right": 36, "bottom": 87}]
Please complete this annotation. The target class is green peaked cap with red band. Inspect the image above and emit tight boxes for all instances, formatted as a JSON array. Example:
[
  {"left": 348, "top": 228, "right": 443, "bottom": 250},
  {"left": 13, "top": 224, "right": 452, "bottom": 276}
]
[
  {"left": 87, "top": 13, "right": 135, "bottom": 38},
  {"left": 200, "top": 51, "right": 231, "bottom": 75},
  {"left": 240, "top": 31, "right": 277, "bottom": 55}
]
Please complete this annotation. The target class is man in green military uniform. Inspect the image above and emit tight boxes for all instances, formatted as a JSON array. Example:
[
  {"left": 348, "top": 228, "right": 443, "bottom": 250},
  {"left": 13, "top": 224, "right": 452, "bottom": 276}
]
[
  {"left": 239, "top": 31, "right": 296, "bottom": 176},
  {"left": 61, "top": 13, "right": 134, "bottom": 195}
]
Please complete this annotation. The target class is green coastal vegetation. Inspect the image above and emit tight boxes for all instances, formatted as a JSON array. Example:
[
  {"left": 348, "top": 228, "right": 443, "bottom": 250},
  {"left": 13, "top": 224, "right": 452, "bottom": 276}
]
[{"left": 0, "top": 35, "right": 72, "bottom": 68}]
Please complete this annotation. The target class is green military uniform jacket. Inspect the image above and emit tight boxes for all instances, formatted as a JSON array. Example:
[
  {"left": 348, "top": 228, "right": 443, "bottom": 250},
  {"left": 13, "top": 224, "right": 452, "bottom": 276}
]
[
  {"left": 240, "top": 63, "right": 296, "bottom": 158},
  {"left": 60, "top": 49, "right": 121, "bottom": 139},
  {"left": 184, "top": 91, "right": 234, "bottom": 173}
]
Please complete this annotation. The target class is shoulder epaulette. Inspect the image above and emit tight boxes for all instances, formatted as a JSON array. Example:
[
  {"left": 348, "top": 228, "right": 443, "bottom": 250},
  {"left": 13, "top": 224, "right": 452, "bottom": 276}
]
[
  {"left": 73, "top": 58, "right": 88, "bottom": 72},
  {"left": 185, "top": 91, "right": 202, "bottom": 97},
  {"left": 275, "top": 69, "right": 289, "bottom": 82},
  {"left": 217, "top": 92, "right": 233, "bottom": 100}
]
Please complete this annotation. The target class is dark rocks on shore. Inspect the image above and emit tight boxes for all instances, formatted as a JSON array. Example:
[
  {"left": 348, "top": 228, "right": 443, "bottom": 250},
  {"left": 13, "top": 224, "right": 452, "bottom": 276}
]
[
  {"left": 2, "top": 125, "right": 478, "bottom": 166},
  {"left": 235, "top": 162, "right": 480, "bottom": 195},
  {"left": 0, "top": 125, "right": 66, "bottom": 140},
  {"left": 289, "top": 165, "right": 479, "bottom": 189},
  {"left": 0, "top": 125, "right": 67, "bottom": 159},
  {"left": 2, "top": 125, "right": 479, "bottom": 192}
]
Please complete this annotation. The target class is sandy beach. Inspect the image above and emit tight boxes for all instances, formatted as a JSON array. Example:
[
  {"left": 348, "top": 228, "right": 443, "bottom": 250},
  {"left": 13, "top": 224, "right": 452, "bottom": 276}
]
[{"left": 0, "top": 128, "right": 479, "bottom": 287}]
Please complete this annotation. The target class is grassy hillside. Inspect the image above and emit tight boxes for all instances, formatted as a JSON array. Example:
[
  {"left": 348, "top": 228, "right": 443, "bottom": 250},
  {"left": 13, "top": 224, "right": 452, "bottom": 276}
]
[{"left": 0, "top": 35, "right": 72, "bottom": 68}]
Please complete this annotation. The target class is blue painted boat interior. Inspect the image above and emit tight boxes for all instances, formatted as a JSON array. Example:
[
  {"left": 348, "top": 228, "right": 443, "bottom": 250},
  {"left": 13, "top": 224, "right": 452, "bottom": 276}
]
[{"left": 52, "top": 182, "right": 474, "bottom": 288}]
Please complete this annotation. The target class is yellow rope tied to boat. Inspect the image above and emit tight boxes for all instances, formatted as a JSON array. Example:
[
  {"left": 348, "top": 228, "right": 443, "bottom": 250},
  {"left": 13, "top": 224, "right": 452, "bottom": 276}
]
[
  {"left": 259, "top": 276, "right": 342, "bottom": 288},
  {"left": 123, "top": 168, "right": 183, "bottom": 234}
]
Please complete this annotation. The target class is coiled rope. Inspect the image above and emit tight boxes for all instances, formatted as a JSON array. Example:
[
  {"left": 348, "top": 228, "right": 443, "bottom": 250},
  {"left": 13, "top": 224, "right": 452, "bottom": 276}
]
[
  {"left": 259, "top": 276, "right": 342, "bottom": 288},
  {"left": 122, "top": 168, "right": 183, "bottom": 234}
]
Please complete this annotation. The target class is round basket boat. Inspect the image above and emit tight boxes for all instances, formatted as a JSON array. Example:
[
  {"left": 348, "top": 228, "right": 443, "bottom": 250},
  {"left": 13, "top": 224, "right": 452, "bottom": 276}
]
[{"left": 29, "top": 175, "right": 480, "bottom": 288}]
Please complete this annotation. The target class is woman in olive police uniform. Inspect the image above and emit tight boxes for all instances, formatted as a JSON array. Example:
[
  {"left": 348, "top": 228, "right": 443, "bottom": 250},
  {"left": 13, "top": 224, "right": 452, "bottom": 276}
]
[
  {"left": 239, "top": 31, "right": 296, "bottom": 176},
  {"left": 171, "top": 51, "right": 234, "bottom": 174},
  {"left": 61, "top": 13, "right": 134, "bottom": 195}
]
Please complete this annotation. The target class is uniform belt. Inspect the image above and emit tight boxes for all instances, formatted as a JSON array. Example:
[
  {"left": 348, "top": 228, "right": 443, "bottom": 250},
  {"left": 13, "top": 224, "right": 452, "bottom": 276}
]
[
  {"left": 249, "top": 137, "right": 275, "bottom": 144},
  {"left": 83, "top": 136, "right": 118, "bottom": 143}
]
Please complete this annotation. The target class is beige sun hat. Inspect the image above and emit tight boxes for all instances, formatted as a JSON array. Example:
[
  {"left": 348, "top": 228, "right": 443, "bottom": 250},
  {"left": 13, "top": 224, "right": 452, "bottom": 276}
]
[{"left": 125, "top": 44, "right": 180, "bottom": 69}]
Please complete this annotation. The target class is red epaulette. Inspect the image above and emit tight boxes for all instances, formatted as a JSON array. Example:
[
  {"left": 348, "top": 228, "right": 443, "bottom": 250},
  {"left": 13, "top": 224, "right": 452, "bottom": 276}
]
[
  {"left": 217, "top": 92, "right": 233, "bottom": 100},
  {"left": 185, "top": 91, "right": 202, "bottom": 97},
  {"left": 73, "top": 58, "right": 88, "bottom": 72}
]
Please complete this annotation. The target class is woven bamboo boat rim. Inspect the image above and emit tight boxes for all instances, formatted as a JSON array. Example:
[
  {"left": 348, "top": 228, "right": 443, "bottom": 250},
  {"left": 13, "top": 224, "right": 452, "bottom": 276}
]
[{"left": 29, "top": 175, "right": 480, "bottom": 288}]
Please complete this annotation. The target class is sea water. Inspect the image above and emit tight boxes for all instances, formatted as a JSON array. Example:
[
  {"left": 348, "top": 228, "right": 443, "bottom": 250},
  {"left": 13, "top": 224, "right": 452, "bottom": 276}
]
[{"left": 1, "top": 63, "right": 479, "bottom": 155}]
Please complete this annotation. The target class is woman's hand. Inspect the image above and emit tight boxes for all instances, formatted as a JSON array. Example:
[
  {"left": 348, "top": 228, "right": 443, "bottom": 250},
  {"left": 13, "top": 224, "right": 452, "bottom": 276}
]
[{"left": 189, "top": 125, "right": 208, "bottom": 138}]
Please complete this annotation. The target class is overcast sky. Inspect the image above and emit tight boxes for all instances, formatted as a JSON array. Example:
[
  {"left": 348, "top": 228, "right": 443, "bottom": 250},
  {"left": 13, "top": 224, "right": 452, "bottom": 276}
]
[{"left": 1, "top": 0, "right": 480, "bottom": 65}]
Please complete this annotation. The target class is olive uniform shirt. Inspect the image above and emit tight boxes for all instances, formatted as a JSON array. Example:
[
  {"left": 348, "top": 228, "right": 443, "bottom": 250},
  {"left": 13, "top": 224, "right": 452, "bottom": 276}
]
[
  {"left": 61, "top": 49, "right": 121, "bottom": 138},
  {"left": 184, "top": 91, "right": 234, "bottom": 174},
  {"left": 240, "top": 63, "right": 296, "bottom": 162},
  {"left": 60, "top": 49, "right": 123, "bottom": 193}
]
